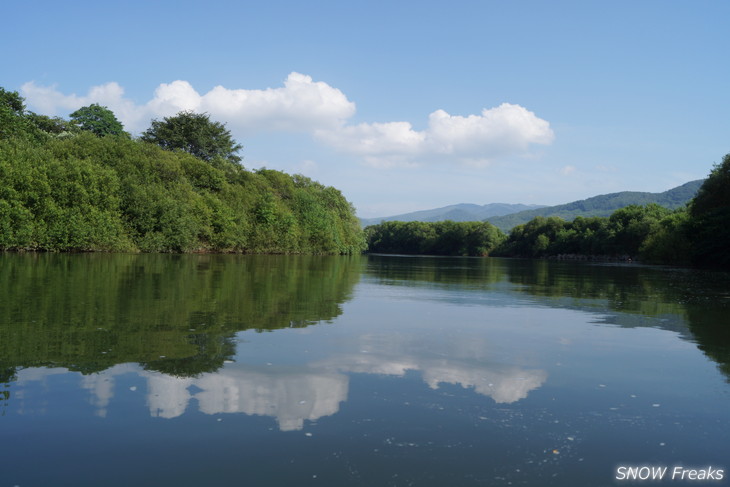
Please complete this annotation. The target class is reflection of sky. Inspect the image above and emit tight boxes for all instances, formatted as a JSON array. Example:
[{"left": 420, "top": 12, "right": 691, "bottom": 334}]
[
  {"left": 15, "top": 327, "right": 547, "bottom": 429},
  {"left": 315, "top": 352, "right": 546, "bottom": 405},
  {"left": 144, "top": 367, "right": 348, "bottom": 431}
]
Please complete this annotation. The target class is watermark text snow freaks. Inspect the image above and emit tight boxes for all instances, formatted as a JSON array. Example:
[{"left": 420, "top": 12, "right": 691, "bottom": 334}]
[{"left": 615, "top": 465, "right": 724, "bottom": 482}]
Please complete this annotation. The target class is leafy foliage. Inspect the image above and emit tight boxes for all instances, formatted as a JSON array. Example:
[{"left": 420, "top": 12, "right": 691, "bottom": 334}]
[
  {"left": 494, "top": 204, "right": 681, "bottom": 260},
  {"left": 0, "top": 87, "right": 365, "bottom": 254},
  {"left": 689, "top": 153, "right": 730, "bottom": 269},
  {"left": 365, "top": 220, "right": 505, "bottom": 256},
  {"left": 141, "top": 111, "right": 242, "bottom": 166},
  {"left": 1, "top": 88, "right": 81, "bottom": 142},
  {"left": 1, "top": 88, "right": 37, "bottom": 140},
  {"left": 70, "top": 103, "right": 128, "bottom": 137}
]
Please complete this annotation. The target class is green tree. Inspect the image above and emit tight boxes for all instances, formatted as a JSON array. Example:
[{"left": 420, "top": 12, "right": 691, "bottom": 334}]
[
  {"left": 26, "top": 112, "right": 79, "bottom": 136},
  {"left": 365, "top": 220, "right": 504, "bottom": 256},
  {"left": 690, "top": 153, "right": 730, "bottom": 269},
  {"left": 141, "top": 111, "right": 242, "bottom": 166},
  {"left": 691, "top": 153, "right": 730, "bottom": 219},
  {"left": 0, "top": 88, "right": 35, "bottom": 140},
  {"left": 0, "top": 87, "right": 24, "bottom": 114},
  {"left": 0, "top": 88, "right": 78, "bottom": 141},
  {"left": 608, "top": 204, "right": 669, "bottom": 256},
  {"left": 640, "top": 209, "right": 691, "bottom": 265},
  {"left": 70, "top": 104, "right": 128, "bottom": 137}
]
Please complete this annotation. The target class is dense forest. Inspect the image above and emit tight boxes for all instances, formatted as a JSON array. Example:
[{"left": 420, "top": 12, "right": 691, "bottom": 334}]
[
  {"left": 365, "top": 220, "right": 505, "bottom": 256},
  {"left": 0, "top": 87, "right": 365, "bottom": 254},
  {"left": 365, "top": 153, "right": 730, "bottom": 269}
]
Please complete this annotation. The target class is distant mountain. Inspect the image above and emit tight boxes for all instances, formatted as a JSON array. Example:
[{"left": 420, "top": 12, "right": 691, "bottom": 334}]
[
  {"left": 486, "top": 180, "right": 704, "bottom": 232},
  {"left": 360, "top": 203, "right": 546, "bottom": 227}
]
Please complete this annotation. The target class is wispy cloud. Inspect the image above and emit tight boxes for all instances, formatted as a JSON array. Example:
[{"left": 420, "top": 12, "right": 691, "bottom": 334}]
[{"left": 561, "top": 165, "right": 576, "bottom": 175}]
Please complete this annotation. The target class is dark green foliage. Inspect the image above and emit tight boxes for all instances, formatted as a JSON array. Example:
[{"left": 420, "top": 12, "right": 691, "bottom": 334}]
[
  {"left": 640, "top": 209, "right": 692, "bottom": 265},
  {"left": 365, "top": 220, "right": 505, "bottom": 256},
  {"left": 691, "top": 155, "right": 730, "bottom": 217},
  {"left": 1, "top": 88, "right": 40, "bottom": 141},
  {"left": 608, "top": 204, "right": 671, "bottom": 256},
  {"left": 0, "top": 87, "right": 365, "bottom": 255},
  {"left": 495, "top": 204, "right": 679, "bottom": 260},
  {"left": 0, "top": 87, "right": 25, "bottom": 114},
  {"left": 141, "top": 111, "right": 242, "bottom": 165},
  {"left": 70, "top": 103, "right": 128, "bottom": 137},
  {"left": 26, "top": 112, "right": 79, "bottom": 136},
  {"left": 689, "top": 153, "right": 730, "bottom": 269}
]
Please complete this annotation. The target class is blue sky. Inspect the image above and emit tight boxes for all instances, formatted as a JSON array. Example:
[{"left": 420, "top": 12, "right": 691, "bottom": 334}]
[{"left": 3, "top": 1, "right": 728, "bottom": 217}]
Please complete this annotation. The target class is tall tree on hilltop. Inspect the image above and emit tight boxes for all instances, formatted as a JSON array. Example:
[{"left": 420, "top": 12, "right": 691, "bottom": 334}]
[
  {"left": 141, "top": 111, "right": 242, "bottom": 166},
  {"left": 70, "top": 104, "right": 128, "bottom": 137}
]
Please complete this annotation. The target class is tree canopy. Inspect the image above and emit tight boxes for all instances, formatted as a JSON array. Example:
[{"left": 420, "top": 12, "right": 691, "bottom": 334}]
[
  {"left": 70, "top": 103, "right": 128, "bottom": 137},
  {"left": 690, "top": 153, "right": 730, "bottom": 269},
  {"left": 141, "top": 111, "right": 243, "bottom": 166},
  {"left": 1, "top": 88, "right": 33, "bottom": 139},
  {"left": 365, "top": 220, "right": 505, "bottom": 256},
  {"left": 0, "top": 86, "right": 365, "bottom": 255}
]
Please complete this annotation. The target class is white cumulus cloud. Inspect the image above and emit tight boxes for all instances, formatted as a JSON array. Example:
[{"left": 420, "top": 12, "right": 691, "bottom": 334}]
[
  {"left": 21, "top": 74, "right": 553, "bottom": 167},
  {"left": 20, "top": 81, "right": 150, "bottom": 132},
  {"left": 316, "top": 103, "right": 554, "bottom": 167},
  {"left": 21, "top": 72, "right": 355, "bottom": 135}
]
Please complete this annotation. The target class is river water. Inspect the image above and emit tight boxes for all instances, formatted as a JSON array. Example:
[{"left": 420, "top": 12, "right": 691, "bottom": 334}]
[{"left": 2, "top": 253, "right": 728, "bottom": 486}]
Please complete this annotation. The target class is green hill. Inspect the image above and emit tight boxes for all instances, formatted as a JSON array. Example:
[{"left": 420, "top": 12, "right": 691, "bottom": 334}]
[
  {"left": 486, "top": 180, "right": 704, "bottom": 232},
  {"left": 360, "top": 202, "right": 545, "bottom": 227}
]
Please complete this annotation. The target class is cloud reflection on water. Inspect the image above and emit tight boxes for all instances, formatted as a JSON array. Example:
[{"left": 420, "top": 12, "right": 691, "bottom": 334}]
[{"left": 17, "top": 343, "right": 547, "bottom": 430}]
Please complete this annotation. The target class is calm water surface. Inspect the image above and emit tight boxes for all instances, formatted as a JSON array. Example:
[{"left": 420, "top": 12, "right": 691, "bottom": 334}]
[{"left": 2, "top": 254, "right": 729, "bottom": 486}]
